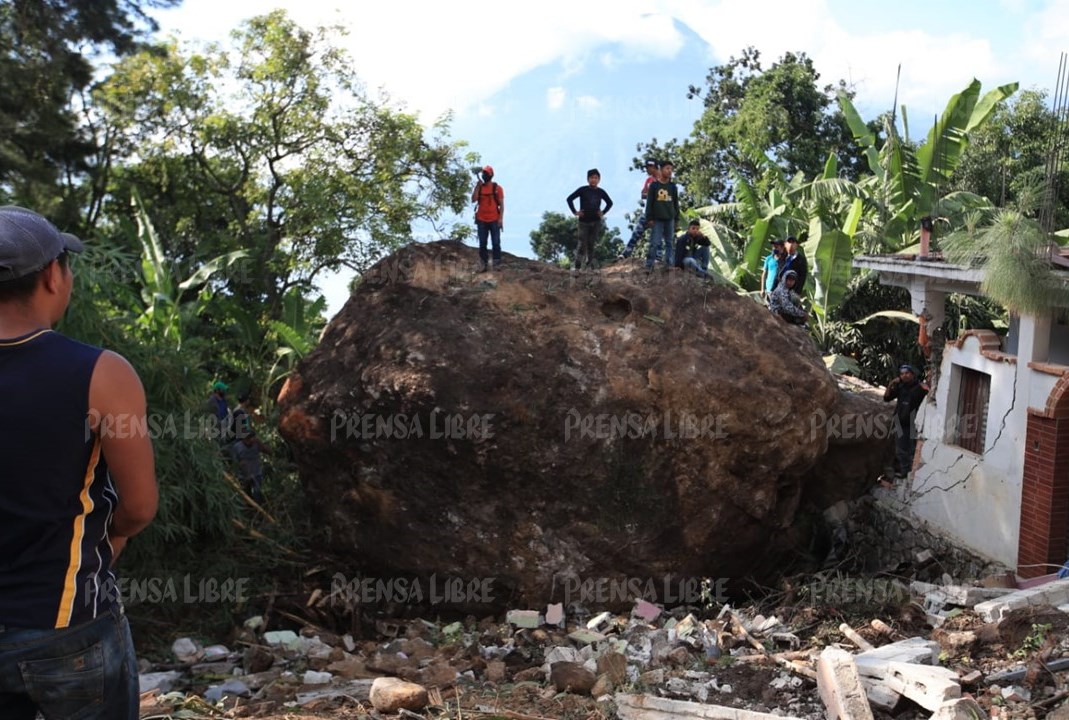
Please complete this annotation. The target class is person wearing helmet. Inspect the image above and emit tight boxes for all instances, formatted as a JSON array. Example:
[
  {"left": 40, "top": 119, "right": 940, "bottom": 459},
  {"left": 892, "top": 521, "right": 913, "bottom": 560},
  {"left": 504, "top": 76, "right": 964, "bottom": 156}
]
[{"left": 471, "top": 165, "right": 505, "bottom": 272}]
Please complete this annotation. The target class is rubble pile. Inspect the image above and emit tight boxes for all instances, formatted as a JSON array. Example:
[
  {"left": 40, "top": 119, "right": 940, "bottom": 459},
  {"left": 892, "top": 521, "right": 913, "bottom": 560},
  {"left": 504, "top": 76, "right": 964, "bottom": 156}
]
[{"left": 136, "top": 576, "right": 1069, "bottom": 720}]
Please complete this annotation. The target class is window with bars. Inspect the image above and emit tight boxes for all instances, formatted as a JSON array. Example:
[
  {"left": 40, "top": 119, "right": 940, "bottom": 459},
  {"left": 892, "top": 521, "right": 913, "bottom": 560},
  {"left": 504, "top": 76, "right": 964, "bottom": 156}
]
[{"left": 948, "top": 366, "right": 991, "bottom": 454}]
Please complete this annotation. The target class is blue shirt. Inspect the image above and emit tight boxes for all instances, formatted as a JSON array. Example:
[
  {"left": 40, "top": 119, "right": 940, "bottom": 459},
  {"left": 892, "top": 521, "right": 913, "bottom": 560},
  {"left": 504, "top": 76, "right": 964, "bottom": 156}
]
[{"left": 762, "top": 253, "right": 781, "bottom": 293}]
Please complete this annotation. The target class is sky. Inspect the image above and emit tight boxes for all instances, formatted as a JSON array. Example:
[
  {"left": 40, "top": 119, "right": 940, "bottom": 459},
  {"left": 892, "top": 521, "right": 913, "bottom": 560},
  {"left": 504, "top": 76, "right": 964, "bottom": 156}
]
[{"left": 150, "top": 0, "right": 1069, "bottom": 317}]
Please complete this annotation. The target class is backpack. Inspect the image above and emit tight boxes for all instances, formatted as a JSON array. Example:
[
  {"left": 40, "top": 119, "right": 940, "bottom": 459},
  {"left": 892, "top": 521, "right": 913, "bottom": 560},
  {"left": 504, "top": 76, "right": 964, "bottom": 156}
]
[{"left": 474, "top": 182, "right": 501, "bottom": 222}]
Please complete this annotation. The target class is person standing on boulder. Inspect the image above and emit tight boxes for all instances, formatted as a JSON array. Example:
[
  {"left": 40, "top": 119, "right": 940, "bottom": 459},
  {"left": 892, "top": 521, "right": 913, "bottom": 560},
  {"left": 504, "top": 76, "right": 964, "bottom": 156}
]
[
  {"left": 644, "top": 160, "right": 680, "bottom": 270},
  {"left": 622, "top": 159, "right": 660, "bottom": 258},
  {"left": 471, "top": 165, "right": 505, "bottom": 272},
  {"left": 566, "top": 168, "right": 613, "bottom": 271},
  {"left": 0, "top": 205, "right": 157, "bottom": 719},
  {"left": 884, "top": 364, "right": 929, "bottom": 480}
]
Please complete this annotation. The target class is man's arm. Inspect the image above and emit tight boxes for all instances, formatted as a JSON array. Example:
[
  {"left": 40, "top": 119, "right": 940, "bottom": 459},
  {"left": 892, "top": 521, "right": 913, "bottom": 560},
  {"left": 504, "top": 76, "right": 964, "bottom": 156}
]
[
  {"left": 566, "top": 187, "right": 581, "bottom": 216},
  {"left": 672, "top": 185, "right": 681, "bottom": 227},
  {"left": 471, "top": 181, "right": 482, "bottom": 204},
  {"left": 644, "top": 182, "right": 657, "bottom": 221},
  {"left": 496, "top": 185, "right": 505, "bottom": 227},
  {"left": 883, "top": 378, "right": 900, "bottom": 402},
  {"left": 89, "top": 350, "right": 158, "bottom": 562}
]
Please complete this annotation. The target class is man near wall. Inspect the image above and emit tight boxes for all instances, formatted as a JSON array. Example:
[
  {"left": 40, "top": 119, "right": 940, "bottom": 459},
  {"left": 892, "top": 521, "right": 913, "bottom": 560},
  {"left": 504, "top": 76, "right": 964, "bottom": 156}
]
[{"left": 884, "top": 363, "right": 929, "bottom": 480}]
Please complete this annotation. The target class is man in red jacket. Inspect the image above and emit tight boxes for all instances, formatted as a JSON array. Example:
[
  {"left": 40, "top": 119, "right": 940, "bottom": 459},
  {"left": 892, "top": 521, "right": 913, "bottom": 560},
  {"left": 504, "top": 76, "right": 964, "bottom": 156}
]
[{"left": 471, "top": 165, "right": 505, "bottom": 272}]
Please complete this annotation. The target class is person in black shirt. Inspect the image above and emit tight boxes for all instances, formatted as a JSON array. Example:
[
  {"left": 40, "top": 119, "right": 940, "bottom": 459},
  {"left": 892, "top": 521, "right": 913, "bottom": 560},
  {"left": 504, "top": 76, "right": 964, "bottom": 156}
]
[
  {"left": 673, "top": 219, "right": 712, "bottom": 277},
  {"left": 884, "top": 364, "right": 929, "bottom": 480},
  {"left": 566, "top": 169, "right": 613, "bottom": 271},
  {"left": 776, "top": 235, "right": 808, "bottom": 294}
]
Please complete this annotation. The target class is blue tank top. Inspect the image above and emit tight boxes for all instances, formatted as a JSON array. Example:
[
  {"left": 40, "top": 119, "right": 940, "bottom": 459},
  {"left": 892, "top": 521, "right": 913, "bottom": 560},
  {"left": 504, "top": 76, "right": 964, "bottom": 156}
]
[{"left": 0, "top": 329, "right": 117, "bottom": 628}]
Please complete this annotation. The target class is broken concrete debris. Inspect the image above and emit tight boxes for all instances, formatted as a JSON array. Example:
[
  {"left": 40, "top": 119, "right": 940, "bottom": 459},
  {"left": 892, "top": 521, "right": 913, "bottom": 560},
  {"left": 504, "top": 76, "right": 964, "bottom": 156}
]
[
  {"left": 816, "top": 647, "right": 874, "bottom": 720},
  {"left": 135, "top": 575, "right": 1069, "bottom": 718}
]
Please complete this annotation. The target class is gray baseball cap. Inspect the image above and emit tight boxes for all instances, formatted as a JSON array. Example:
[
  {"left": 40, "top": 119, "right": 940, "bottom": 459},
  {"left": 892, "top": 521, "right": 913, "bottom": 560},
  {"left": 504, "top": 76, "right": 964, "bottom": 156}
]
[{"left": 0, "top": 206, "right": 85, "bottom": 281}]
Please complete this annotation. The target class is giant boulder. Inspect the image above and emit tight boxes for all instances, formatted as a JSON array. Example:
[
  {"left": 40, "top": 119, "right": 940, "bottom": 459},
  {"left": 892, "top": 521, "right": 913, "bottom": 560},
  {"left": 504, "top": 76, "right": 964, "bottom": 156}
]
[{"left": 278, "top": 242, "right": 862, "bottom": 606}]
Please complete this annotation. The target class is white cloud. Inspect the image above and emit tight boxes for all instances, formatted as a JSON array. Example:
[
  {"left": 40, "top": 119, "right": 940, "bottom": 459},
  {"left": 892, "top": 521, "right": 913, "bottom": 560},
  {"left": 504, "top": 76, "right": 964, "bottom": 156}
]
[
  {"left": 154, "top": 0, "right": 685, "bottom": 120},
  {"left": 153, "top": 0, "right": 1060, "bottom": 130},
  {"left": 546, "top": 87, "right": 567, "bottom": 111}
]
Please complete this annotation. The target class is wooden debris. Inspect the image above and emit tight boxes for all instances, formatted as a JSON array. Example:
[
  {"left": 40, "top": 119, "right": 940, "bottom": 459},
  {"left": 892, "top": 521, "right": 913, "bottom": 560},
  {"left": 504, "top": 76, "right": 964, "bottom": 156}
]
[{"left": 839, "top": 623, "right": 875, "bottom": 652}]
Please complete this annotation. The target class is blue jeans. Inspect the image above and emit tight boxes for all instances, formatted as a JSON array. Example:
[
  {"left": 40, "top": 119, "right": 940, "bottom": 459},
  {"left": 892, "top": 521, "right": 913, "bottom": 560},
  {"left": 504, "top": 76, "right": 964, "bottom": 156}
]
[
  {"left": 624, "top": 222, "right": 647, "bottom": 255},
  {"left": 683, "top": 257, "right": 707, "bottom": 276},
  {"left": 0, "top": 603, "right": 138, "bottom": 719},
  {"left": 646, "top": 220, "right": 675, "bottom": 268},
  {"left": 692, "top": 246, "right": 709, "bottom": 273},
  {"left": 476, "top": 221, "right": 502, "bottom": 265}
]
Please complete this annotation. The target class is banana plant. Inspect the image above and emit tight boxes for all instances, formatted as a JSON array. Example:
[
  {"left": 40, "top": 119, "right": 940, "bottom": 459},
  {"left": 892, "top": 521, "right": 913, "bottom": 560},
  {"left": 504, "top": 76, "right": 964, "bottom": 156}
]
[
  {"left": 838, "top": 78, "right": 1018, "bottom": 251},
  {"left": 132, "top": 191, "right": 248, "bottom": 348}
]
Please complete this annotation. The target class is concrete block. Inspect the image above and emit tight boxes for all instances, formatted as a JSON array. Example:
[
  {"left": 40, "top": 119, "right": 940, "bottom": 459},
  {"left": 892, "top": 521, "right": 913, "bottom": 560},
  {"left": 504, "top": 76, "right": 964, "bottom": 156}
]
[
  {"left": 633, "top": 599, "right": 662, "bottom": 622},
  {"left": 858, "top": 676, "right": 900, "bottom": 712},
  {"left": 885, "top": 662, "right": 960, "bottom": 711},
  {"left": 817, "top": 646, "right": 875, "bottom": 720},
  {"left": 568, "top": 629, "right": 606, "bottom": 645},
  {"left": 854, "top": 637, "right": 939, "bottom": 679},
  {"left": 615, "top": 693, "right": 805, "bottom": 720},
  {"left": 974, "top": 579, "right": 1069, "bottom": 621},
  {"left": 546, "top": 603, "right": 564, "bottom": 626},
  {"left": 506, "top": 609, "right": 541, "bottom": 628}
]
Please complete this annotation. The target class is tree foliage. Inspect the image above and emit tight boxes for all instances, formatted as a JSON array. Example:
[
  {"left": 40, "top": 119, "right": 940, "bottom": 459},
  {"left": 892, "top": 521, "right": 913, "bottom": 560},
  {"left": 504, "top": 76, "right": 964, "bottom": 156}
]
[
  {"left": 951, "top": 88, "right": 1069, "bottom": 229},
  {"left": 93, "top": 10, "right": 473, "bottom": 324},
  {"left": 529, "top": 211, "right": 623, "bottom": 266},
  {"left": 0, "top": 0, "right": 179, "bottom": 217},
  {"left": 638, "top": 48, "right": 868, "bottom": 208}
]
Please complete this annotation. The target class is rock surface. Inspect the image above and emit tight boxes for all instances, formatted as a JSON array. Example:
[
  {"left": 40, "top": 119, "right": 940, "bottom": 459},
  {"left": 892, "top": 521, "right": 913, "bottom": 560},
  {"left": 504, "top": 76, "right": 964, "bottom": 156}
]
[{"left": 278, "top": 243, "right": 878, "bottom": 604}]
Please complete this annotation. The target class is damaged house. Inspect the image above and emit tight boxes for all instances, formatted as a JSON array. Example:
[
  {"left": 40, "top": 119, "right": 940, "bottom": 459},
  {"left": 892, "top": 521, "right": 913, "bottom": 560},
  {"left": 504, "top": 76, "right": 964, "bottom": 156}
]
[{"left": 854, "top": 250, "right": 1069, "bottom": 579}]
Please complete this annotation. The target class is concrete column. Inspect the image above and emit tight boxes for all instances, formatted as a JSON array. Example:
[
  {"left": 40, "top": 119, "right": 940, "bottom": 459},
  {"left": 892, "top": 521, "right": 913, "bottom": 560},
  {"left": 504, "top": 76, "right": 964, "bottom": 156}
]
[
  {"left": 909, "top": 283, "right": 946, "bottom": 331},
  {"left": 1017, "top": 313, "right": 1053, "bottom": 409}
]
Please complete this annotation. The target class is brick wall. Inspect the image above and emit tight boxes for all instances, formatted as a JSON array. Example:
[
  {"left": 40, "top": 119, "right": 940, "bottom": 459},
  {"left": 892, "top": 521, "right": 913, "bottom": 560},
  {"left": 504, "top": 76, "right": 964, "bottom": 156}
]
[{"left": 1017, "top": 411, "right": 1069, "bottom": 577}]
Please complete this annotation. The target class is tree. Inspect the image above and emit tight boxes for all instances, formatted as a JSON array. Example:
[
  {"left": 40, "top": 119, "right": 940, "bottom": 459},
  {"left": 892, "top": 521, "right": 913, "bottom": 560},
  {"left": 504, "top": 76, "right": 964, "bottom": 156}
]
[
  {"left": 0, "top": 0, "right": 179, "bottom": 217},
  {"left": 637, "top": 48, "right": 867, "bottom": 209},
  {"left": 530, "top": 211, "right": 623, "bottom": 266},
  {"left": 951, "top": 89, "right": 1069, "bottom": 229},
  {"left": 92, "top": 10, "right": 473, "bottom": 324}
]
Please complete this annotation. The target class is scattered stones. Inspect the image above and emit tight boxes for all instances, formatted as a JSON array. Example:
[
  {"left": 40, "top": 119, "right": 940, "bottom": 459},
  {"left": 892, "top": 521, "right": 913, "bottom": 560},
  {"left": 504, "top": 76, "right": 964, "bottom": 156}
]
[
  {"left": 171, "top": 637, "right": 202, "bottom": 664},
  {"left": 369, "top": 677, "right": 429, "bottom": 713},
  {"left": 549, "top": 661, "right": 596, "bottom": 694},
  {"left": 132, "top": 571, "right": 1069, "bottom": 719}
]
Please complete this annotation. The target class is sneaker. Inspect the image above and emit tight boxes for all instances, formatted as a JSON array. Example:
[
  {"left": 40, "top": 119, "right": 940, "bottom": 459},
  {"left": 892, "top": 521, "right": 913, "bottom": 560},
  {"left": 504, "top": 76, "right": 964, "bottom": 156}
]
[{"left": 477, "top": 264, "right": 489, "bottom": 273}]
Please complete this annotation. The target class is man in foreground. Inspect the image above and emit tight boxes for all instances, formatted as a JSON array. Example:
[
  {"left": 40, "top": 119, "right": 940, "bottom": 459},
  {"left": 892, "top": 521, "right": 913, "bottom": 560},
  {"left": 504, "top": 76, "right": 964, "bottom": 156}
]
[{"left": 0, "top": 205, "right": 158, "bottom": 719}]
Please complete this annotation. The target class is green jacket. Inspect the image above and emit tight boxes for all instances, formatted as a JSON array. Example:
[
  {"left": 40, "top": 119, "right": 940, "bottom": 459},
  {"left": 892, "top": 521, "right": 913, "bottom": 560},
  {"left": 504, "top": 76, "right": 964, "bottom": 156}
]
[{"left": 644, "top": 181, "right": 680, "bottom": 222}]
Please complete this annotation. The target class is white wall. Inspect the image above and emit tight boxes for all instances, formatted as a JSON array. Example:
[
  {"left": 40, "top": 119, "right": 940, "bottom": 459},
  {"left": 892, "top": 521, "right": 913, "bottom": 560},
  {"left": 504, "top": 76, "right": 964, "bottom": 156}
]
[{"left": 910, "top": 334, "right": 1024, "bottom": 567}]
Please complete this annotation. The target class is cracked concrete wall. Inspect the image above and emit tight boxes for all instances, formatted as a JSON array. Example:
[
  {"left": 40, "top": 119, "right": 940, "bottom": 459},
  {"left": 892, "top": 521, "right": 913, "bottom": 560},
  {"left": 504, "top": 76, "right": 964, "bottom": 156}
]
[{"left": 909, "top": 334, "right": 1022, "bottom": 567}]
